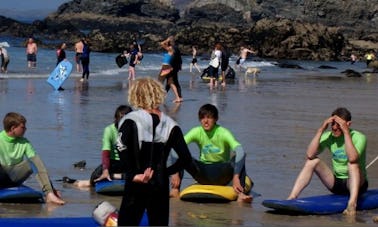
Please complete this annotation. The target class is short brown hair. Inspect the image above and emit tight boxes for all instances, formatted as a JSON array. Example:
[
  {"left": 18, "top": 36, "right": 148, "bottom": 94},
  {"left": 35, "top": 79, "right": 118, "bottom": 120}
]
[{"left": 3, "top": 112, "right": 26, "bottom": 132}]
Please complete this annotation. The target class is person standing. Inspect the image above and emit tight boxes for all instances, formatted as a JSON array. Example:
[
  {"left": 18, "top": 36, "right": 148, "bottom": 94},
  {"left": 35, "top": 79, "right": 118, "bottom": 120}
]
[
  {"left": 26, "top": 37, "right": 37, "bottom": 68},
  {"left": 80, "top": 38, "right": 91, "bottom": 81},
  {"left": 287, "top": 107, "right": 368, "bottom": 216},
  {"left": 208, "top": 43, "right": 222, "bottom": 89},
  {"left": 0, "top": 112, "right": 65, "bottom": 205},
  {"left": 56, "top": 42, "right": 67, "bottom": 91},
  {"left": 190, "top": 45, "right": 201, "bottom": 73},
  {"left": 158, "top": 36, "right": 182, "bottom": 103},
  {"left": 74, "top": 38, "right": 84, "bottom": 73},
  {"left": 116, "top": 78, "right": 196, "bottom": 226},
  {"left": 128, "top": 43, "right": 139, "bottom": 81},
  {"left": 0, "top": 45, "right": 9, "bottom": 73}
]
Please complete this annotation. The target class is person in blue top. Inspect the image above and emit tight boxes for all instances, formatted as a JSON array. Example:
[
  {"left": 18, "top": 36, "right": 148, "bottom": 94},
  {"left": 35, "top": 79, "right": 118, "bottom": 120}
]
[
  {"left": 287, "top": 107, "right": 368, "bottom": 216},
  {"left": 80, "top": 37, "right": 91, "bottom": 81}
]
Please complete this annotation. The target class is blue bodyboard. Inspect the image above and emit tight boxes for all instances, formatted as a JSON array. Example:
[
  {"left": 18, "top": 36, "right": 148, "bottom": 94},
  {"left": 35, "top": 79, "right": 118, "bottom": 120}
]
[
  {"left": 262, "top": 189, "right": 378, "bottom": 215},
  {"left": 47, "top": 60, "right": 73, "bottom": 90},
  {"left": 0, "top": 185, "right": 44, "bottom": 203},
  {"left": 95, "top": 180, "right": 125, "bottom": 195},
  {"left": 0, "top": 213, "right": 149, "bottom": 227}
]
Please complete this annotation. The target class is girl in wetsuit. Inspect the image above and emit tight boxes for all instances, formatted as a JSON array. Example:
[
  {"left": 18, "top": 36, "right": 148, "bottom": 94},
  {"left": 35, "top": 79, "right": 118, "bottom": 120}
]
[{"left": 116, "top": 78, "right": 196, "bottom": 226}]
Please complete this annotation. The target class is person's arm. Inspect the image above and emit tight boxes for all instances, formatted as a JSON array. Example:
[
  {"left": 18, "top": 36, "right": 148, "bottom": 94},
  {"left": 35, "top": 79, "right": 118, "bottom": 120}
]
[
  {"left": 29, "top": 155, "right": 54, "bottom": 194},
  {"left": 306, "top": 116, "right": 334, "bottom": 159},
  {"left": 333, "top": 116, "right": 362, "bottom": 163},
  {"left": 166, "top": 126, "right": 196, "bottom": 176}
]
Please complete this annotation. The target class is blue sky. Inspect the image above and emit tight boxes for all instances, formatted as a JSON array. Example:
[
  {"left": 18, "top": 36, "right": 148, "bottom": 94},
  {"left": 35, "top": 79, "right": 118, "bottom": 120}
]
[{"left": 0, "top": 0, "right": 70, "bottom": 22}]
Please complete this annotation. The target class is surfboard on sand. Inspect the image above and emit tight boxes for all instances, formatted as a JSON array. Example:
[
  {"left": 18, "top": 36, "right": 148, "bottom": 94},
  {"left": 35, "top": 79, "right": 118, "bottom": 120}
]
[
  {"left": 115, "top": 54, "right": 128, "bottom": 68},
  {"left": 262, "top": 189, "right": 378, "bottom": 215},
  {"left": 46, "top": 60, "right": 73, "bottom": 90},
  {"left": 0, "top": 185, "right": 44, "bottom": 203}
]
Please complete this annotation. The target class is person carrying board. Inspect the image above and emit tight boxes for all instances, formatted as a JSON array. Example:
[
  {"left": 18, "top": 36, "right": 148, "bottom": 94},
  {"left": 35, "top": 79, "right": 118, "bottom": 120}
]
[{"left": 287, "top": 107, "right": 368, "bottom": 216}]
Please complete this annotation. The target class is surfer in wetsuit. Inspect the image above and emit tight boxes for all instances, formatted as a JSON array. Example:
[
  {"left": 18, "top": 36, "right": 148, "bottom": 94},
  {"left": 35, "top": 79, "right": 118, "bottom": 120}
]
[
  {"left": 287, "top": 107, "right": 368, "bottom": 216},
  {"left": 116, "top": 78, "right": 196, "bottom": 226},
  {"left": 0, "top": 112, "right": 65, "bottom": 205},
  {"left": 170, "top": 103, "right": 253, "bottom": 203}
]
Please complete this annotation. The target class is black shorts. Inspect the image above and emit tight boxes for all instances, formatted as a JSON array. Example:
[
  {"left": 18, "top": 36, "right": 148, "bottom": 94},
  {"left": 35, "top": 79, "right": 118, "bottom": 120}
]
[{"left": 330, "top": 177, "right": 368, "bottom": 195}]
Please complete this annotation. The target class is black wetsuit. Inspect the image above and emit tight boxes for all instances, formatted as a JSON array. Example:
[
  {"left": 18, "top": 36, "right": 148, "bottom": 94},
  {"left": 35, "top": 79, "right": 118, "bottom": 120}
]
[{"left": 117, "top": 110, "right": 195, "bottom": 226}]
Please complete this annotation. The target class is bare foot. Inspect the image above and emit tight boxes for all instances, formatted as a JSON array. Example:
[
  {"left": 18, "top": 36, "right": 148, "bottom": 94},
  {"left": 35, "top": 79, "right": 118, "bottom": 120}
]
[
  {"left": 237, "top": 193, "right": 253, "bottom": 203},
  {"left": 46, "top": 191, "right": 65, "bottom": 205},
  {"left": 342, "top": 204, "right": 356, "bottom": 216},
  {"left": 170, "top": 188, "right": 180, "bottom": 198}
]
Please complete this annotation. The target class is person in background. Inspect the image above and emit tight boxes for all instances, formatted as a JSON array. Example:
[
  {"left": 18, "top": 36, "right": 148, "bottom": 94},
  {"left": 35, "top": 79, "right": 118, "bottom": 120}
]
[
  {"left": 208, "top": 43, "right": 222, "bottom": 89},
  {"left": 128, "top": 43, "right": 139, "bottom": 81},
  {"left": 235, "top": 45, "right": 256, "bottom": 71},
  {"left": 220, "top": 45, "right": 230, "bottom": 87},
  {"left": 190, "top": 45, "right": 201, "bottom": 73},
  {"left": 158, "top": 36, "right": 182, "bottom": 103},
  {"left": 116, "top": 78, "right": 196, "bottom": 226},
  {"left": 170, "top": 103, "right": 253, "bottom": 203},
  {"left": 26, "top": 37, "right": 37, "bottom": 69},
  {"left": 74, "top": 37, "right": 84, "bottom": 73},
  {"left": 0, "top": 112, "right": 65, "bottom": 205},
  {"left": 0, "top": 45, "right": 9, "bottom": 73},
  {"left": 55, "top": 42, "right": 67, "bottom": 91},
  {"left": 287, "top": 107, "right": 368, "bottom": 216},
  {"left": 364, "top": 50, "right": 375, "bottom": 67},
  {"left": 80, "top": 37, "right": 91, "bottom": 81},
  {"left": 62, "top": 105, "right": 133, "bottom": 188}
]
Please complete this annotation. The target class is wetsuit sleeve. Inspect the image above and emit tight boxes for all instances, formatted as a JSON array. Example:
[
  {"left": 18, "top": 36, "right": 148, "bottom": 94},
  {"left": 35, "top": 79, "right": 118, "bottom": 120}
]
[
  {"left": 29, "top": 155, "right": 54, "bottom": 194},
  {"left": 234, "top": 145, "right": 246, "bottom": 175},
  {"left": 118, "top": 119, "right": 140, "bottom": 182},
  {"left": 166, "top": 126, "right": 196, "bottom": 176}
]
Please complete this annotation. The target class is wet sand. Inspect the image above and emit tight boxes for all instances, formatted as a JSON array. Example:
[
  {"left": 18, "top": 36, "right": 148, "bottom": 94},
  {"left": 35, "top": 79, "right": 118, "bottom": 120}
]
[{"left": 0, "top": 64, "right": 378, "bottom": 226}]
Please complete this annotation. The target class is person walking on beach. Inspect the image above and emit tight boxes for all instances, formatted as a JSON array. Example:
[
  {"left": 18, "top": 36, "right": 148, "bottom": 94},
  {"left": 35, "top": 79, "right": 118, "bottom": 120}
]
[
  {"left": 26, "top": 37, "right": 37, "bottom": 68},
  {"left": 74, "top": 37, "right": 84, "bottom": 73},
  {"left": 0, "top": 112, "right": 65, "bottom": 205},
  {"left": 62, "top": 105, "right": 133, "bottom": 188},
  {"left": 0, "top": 45, "right": 9, "bottom": 73},
  {"left": 287, "top": 107, "right": 368, "bottom": 216},
  {"left": 55, "top": 42, "right": 67, "bottom": 91},
  {"left": 80, "top": 37, "right": 91, "bottom": 81},
  {"left": 116, "top": 78, "right": 196, "bottom": 226},
  {"left": 158, "top": 36, "right": 182, "bottom": 103},
  {"left": 235, "top": 45, "right": 256, "bottom": 71},
  {"left": 170, "top": 103, "right": 253, "bottom": 203},
  {"left": 190, "top": 45, "right": 201, "bottom": 73},
  {"left": 128, "top": 43, "right": 139, "bottom": 81}
]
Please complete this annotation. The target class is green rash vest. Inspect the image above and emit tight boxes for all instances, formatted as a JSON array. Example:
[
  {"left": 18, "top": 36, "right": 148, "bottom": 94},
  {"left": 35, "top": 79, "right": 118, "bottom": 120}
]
[
  {"left": 102, "top": 123, "right": 120, "bottom": 161},
  {"left": 0, "top": 130, "right": 53, "bottom": 194},
  {"left": 318, "top": 129, "right": 367, "bottom": 180},
  {"left": 184, "top": 125, "right": 246, "bottom": 174}
]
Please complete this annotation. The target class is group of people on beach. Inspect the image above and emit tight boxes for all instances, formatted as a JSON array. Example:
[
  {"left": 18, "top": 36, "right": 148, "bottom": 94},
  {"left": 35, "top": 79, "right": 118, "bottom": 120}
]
[
  {"left": 0, "top": 75, "right": 367, "bottom": 225},
  {"left": 0, "top": 35, "right": 371, "bottom": 225}
]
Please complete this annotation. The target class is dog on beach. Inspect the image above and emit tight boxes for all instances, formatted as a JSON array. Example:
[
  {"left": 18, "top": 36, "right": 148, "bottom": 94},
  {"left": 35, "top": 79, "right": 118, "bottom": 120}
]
[{"left": 244, "top": 67, "right": 261, "bottom": 77}]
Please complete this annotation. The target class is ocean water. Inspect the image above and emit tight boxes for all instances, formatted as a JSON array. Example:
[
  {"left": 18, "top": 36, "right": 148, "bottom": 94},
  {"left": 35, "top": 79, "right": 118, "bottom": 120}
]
[{"left": 1, "top": 43, "right": 378, "bottom": 226}]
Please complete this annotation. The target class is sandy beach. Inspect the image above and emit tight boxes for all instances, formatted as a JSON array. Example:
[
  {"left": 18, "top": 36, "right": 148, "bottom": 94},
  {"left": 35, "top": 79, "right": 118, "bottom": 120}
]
[{"left": 0, "top": 55, "right": 378, "bottom": 226}]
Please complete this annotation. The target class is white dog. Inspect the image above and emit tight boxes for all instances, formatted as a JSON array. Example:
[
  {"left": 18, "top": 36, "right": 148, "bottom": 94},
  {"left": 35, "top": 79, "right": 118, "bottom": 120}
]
[{"left": 244, "top": 67, "right": 261, "bottom": 77}]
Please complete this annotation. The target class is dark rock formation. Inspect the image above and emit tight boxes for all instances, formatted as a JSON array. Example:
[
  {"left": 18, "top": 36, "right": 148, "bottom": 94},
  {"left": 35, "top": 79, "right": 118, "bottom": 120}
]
[{"left": 0, "top": 0, "right": 377, "bottom": 61}]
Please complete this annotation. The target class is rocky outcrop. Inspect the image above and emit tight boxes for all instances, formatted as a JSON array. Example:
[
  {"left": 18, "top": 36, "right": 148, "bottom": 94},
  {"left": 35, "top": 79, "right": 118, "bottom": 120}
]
[{"left": 1, "top": 0, "right": 378, "bottom": 61}]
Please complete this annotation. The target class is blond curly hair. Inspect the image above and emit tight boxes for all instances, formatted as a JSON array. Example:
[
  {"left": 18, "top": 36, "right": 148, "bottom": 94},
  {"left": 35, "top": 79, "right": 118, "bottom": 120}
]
[{"left": 128, "top": 77, "right": 166, "bottom": 109}]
